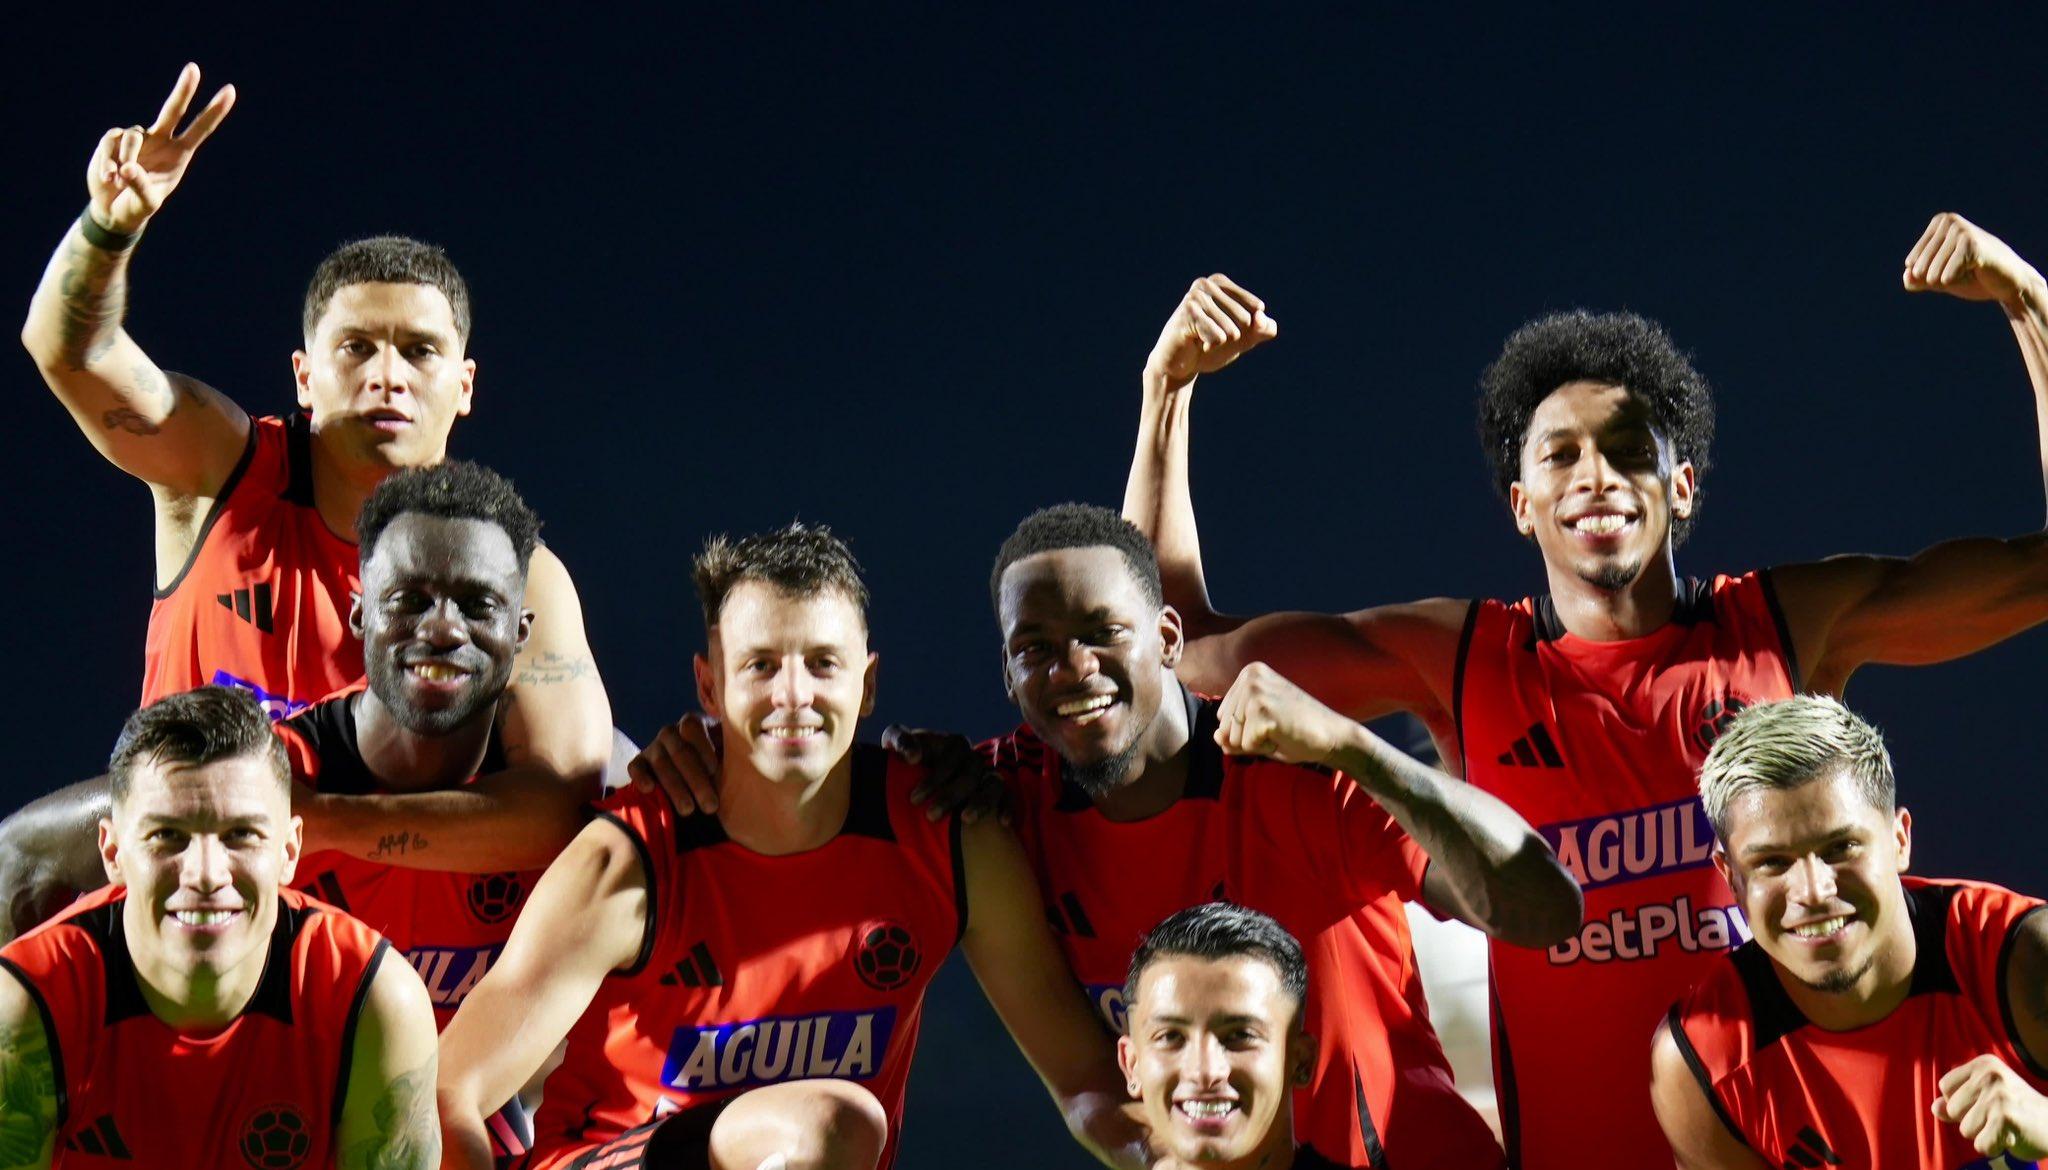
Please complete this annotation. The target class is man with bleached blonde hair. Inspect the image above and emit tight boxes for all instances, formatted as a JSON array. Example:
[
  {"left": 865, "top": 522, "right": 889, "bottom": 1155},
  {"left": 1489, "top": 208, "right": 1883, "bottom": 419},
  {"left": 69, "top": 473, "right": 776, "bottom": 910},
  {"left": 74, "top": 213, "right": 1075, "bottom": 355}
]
[{"left": 1649, "top": 696, "right": 2048, "bottom": 1169}]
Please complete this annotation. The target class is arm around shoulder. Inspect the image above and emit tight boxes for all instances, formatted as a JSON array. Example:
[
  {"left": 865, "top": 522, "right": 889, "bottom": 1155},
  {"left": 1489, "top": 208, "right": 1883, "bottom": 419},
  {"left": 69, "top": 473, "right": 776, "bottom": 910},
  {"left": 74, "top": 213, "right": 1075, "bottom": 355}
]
[{"left": 502, "top": 545, "right": 612, "bottom": 779}]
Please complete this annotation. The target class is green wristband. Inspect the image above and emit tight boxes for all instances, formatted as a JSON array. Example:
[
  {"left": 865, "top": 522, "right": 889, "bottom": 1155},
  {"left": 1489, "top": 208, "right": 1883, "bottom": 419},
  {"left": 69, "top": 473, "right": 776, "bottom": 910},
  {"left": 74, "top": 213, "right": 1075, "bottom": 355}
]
[{"left": 78, "top": 205, "right": 139, "bottom": 253}]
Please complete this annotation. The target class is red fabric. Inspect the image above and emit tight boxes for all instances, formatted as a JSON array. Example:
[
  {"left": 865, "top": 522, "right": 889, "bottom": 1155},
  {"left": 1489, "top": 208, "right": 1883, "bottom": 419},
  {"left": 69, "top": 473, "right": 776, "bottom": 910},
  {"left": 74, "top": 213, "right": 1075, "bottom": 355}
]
[
  {"left": 0, "top": 885, "right": 385, "bottom": 1170},
  {"left": 986, "top": 694, "right": 1493, "bottom": 1170},
  {"left": 1674, "top": 878, "right": 2046, "bottom": 1170},
  {"left": 530, "top": 746, "right": 961, "bottom": 1170},
  {"left": 1455, "top": 571, "right": 1797, "bottom": 1170},
  {"left": 143, "top": 415, "right": 361, "bottom": 718}
]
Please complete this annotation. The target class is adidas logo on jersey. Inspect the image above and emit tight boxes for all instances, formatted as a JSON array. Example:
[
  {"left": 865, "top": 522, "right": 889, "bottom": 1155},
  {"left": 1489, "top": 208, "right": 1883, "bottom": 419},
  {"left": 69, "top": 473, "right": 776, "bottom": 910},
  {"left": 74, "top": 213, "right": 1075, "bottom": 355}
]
[
  {"left": 1045, "top": 892, "right": 1096, "bottom": 939},
  {"left": 1496, "top": 722, "right": 1565, "bottom": 768},
  {"left": 62, "top": 1115, "right": 131, "bottom": 1159},
  {"left": 661, "top": 1008, "right": 898, "bottom": 1092},
  {"left": 1779, "top": 1125, "right": 1840, "bottom": 1168},
  {"left": 658, "top": 941, "right": 724, "bottom": 989},
  {"left": 216, "top": 582, "right": 275, "bottom": 634}
]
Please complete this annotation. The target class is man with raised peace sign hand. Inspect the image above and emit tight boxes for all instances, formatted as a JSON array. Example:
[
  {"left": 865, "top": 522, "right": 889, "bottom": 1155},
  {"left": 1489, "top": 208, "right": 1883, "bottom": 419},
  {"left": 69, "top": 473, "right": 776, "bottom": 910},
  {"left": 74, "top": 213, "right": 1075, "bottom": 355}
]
[{"left": 7, "top": 64, "right": 614, "bottom": 941}]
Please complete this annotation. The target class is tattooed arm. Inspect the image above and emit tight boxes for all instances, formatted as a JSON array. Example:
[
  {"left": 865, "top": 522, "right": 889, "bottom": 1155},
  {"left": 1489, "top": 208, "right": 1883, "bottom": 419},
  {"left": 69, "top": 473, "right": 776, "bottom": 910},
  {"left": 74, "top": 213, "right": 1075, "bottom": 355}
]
[
  {"left": 336, "top": 949, "right": 439, "bottom": 1170},
  {"left": 19, "top": 66, "right": 249, "bottom": 518},
  {"left": 0, "top": 970, "right": 58, "bottom": 1170},
  {"left": 304, "top": 547, "right": 616, "bottom": 872}
]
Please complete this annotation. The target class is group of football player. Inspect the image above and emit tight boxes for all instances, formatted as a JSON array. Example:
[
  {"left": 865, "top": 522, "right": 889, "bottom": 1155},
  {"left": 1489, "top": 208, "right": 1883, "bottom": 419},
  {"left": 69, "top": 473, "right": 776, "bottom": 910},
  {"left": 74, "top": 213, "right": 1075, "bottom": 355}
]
[{"left": 0, "top": 62, "right": 2043, "bottom": 1170}]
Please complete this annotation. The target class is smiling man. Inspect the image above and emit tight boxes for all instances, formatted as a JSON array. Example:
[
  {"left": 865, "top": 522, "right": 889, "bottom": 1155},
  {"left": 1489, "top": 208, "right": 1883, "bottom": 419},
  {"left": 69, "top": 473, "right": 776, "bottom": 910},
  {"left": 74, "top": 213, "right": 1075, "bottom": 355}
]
[
  {"left": 1651, "top": 696, "right": 2048, "bottom": 1169},
  {"left": 1119, "top": 904, "right": 1341, "bottom": 1170},
  {"left": 7, "top": 63, "right": 610, "bottom": 939},
  {"left": 0, "top": 687, "right": 439, "bottom": 1170},
  {"left": 438, "top": 524, "right": 1150, "bottom": 1170},
  {"left": 1123, "top": 219, "right": 2048, "bottom": 1169}
]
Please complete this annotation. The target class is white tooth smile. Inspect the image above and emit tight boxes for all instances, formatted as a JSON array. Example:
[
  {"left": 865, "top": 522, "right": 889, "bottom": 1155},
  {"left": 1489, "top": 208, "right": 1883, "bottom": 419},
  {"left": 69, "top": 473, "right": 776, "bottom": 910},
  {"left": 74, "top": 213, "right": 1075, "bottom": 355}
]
[
  {"left": 1791, "top": 916, "right": 1850, "bottom": 939},
  {"left": 765, "top": 727, "right": 820, "bottom": 740},
  {"left": 1178, "top": 1100, "right": 1236, "bottom": 1119},
  {"left": 409, "top": 663, "right": 463, "bottom": 682},
  {"left": 1055, "top": 695, "right": 1115, "bottom": 723},
  {"left": 173, "top": 909, "right": 239, "bottom": 927},
  {"left": 1569, "top": 514, "right": 1632, "bottom": 535}
]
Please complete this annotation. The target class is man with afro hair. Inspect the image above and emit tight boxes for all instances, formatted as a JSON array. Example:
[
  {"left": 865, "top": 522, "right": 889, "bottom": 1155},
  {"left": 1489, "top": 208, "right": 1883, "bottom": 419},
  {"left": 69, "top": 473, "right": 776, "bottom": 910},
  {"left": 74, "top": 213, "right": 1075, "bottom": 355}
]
[{"left": 1121, "top": 218, "right": 2048, "bottom": 1170}]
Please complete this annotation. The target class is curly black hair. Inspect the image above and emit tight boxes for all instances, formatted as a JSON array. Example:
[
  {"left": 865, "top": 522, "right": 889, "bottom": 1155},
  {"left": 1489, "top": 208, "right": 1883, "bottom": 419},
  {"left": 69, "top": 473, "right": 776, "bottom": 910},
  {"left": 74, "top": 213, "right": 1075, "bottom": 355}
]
[
  {"left": 357, "top": 460, "right": 541, "bottom": 572},
  {"left": 1477, "top": 310, "right": 1716, "bottom": 545},
  {"left": 989, "top": 503, "right": 1163, "bottom": 616},
  {"left": 693, "top": 521, "right": 870, "bottom": 632}
]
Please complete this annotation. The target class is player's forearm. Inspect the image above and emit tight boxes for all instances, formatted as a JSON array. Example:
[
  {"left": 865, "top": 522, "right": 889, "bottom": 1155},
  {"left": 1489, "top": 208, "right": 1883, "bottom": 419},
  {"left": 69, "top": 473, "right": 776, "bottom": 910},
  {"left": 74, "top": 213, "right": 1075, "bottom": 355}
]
[
  {"left": 1124, "top": 369, "right": 1224, "bottom": 633},
  {"left": 0, "top": 778, "right": 115, "bottom": 943},
  {"left": 1062, "top": 1091, "right": 1156, "bottom": 1170},
  {"left": 23, "top": 222, "right": 135, "bottom": 374},
  {"left": 1330, "top": 724, "right": 1582, "bottom": 947},
  {"left": 300, "top": 767, "right": 587, "bottom": 871},
  {"left": 2001, "top": 276, "right": 2048, "bottom": 520},
  {"left": 433, "top": 1088, "right": 495, "bottom": 1170}
]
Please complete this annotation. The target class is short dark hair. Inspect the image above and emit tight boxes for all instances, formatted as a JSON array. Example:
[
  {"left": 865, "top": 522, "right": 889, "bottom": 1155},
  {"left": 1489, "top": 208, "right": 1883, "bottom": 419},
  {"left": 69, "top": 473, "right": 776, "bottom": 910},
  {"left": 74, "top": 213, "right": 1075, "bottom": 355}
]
[
  {"left": 693, "top": 522, "right": 870, "bottom": 632},
  {"left": 358, "top": 461, "right": 541, "bottom": 573},
  {"left": 1477, "top": 310, "right": 1716, "bottom": 545},
  {"left": 301, "top": 235, "right": 473, "bottom": 345},
  {"left": 108, "top": 687, "right": 290, "bottom": 804},
  {"left": 990, "top": 504, "right": 1163, "bottom": 616},
  {"left": 1123, "top": 902, "right": 1308, "bottom": 1030}
]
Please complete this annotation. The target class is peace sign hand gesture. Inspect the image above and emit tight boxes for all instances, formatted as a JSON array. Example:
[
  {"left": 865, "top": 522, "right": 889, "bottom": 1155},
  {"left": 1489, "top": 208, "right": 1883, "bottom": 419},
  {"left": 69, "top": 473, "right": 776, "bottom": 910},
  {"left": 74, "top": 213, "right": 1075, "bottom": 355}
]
[{"left": 87, "top": 63, "right": 236, "bottom": 235}]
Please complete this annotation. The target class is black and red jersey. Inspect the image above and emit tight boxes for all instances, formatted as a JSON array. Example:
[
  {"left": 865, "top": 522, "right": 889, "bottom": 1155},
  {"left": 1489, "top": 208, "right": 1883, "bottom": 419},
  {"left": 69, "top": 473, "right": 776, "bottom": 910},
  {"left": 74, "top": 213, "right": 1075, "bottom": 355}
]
[
  {"left": 528, "top": 745, "right": 963, "bottom": 1170},
  {"left": 988, "top": 687, "right": 1498, "bottom": 1170},
  {"left": 0, "top": 885, "right": 388, "bottom": 1170},
  {"left": 1670, "top": 878, "right": 2047, "bottom": 1170},
  {"left": 277, "top": 684, "right": 538, "bottom": 1025},
  {"left": 144, "top": 414, "right": 362, "bottom": 719},
  {"left": 1454, "top": 572, "right": 1798, "bottom": 1170}
]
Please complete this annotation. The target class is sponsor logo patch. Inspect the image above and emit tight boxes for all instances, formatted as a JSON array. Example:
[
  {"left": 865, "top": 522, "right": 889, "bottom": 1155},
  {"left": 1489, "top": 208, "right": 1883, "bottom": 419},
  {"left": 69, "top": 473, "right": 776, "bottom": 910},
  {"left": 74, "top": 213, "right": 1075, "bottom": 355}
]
[{"left": 661, "top": 1009, "right": 898, "bottom": 1092}]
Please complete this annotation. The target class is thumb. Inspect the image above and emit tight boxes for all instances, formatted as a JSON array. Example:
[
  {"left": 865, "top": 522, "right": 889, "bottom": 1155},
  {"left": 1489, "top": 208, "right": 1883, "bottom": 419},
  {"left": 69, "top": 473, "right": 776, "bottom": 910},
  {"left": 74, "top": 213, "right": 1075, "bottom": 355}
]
[{"left": 756, "top": 1155, "right": 788, "bottom": 1170}]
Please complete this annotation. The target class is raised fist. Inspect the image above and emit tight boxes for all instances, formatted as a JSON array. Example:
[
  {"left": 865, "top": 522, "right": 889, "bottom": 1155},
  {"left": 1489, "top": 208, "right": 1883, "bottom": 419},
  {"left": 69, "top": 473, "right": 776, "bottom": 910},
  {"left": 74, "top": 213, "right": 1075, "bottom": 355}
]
[
  {"left": 86, "top": 63, "right": 236, "bottom": 236},
  {"left": 1903, "top": 212, "right": 2042, "bottom": 308},
  {"left": 1144, "top": 273, "right": 1278, "bottom": 388},
  {"left": 1213, "top": 661, "right": 1354, "bottom": 768}
]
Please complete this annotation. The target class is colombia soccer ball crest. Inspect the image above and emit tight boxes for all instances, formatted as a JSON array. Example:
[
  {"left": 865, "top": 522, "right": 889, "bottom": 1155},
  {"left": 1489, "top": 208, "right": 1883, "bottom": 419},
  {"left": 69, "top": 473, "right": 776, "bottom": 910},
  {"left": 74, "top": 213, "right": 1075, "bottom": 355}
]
[
  {"left": 852, "top": 920, "right": 920, "bottom": 991},
  {"left": 239, "top": 1104, "right": 312, "bottom": 1170},
  {"left": 465, "top": 872, "right": 525, "bottom": 924}
]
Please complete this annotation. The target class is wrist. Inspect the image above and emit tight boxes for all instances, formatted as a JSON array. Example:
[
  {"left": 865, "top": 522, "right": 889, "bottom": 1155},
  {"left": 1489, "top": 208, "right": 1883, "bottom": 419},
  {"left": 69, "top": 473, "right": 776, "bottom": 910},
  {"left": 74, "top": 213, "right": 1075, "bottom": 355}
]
[
  {"left": 78, "top": 205, "right": 142, "bottom": 252},
  {"left": 1142, "top": 362, "right": 1197, "bottom": 402},
  {"left": 2003, "top": 271, "right": 2048, "bottom": 320}
]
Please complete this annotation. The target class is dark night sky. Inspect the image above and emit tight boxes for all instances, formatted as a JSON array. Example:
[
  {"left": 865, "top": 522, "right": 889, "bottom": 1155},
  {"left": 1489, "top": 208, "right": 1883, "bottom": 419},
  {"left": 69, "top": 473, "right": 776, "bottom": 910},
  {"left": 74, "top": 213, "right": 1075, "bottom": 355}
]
[{"left": 6, "top": 7, "right": 2047, "bottom": 1164}]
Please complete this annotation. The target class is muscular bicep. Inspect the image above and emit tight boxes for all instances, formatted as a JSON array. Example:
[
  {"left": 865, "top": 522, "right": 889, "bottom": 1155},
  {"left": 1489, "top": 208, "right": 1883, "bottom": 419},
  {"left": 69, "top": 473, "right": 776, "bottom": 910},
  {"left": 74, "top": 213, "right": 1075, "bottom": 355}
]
[
  {"left": 0, "top": 971, "right": 58, "bottom": 1170},
  {"left": 1649, "top": 1018, "right": 1766, "bottom": 1170},
  {"left": 435, "top": 818, "right": 647, "bottom": 1122},
  {"left": 1772, "top": 537, "right": 2048, "bottom": 693},
  {"left": 337, "top": 954, "right": 440, "bottom": 1170},
  {"left": 2008, "top": 907, "right": 2048, "bottom": 1071},
  {"left": 1179, "top": 600, "right": 1465, "bottom": 727},
  {"left": 501, "top": 546, "right": 611, "bottom": 781}
]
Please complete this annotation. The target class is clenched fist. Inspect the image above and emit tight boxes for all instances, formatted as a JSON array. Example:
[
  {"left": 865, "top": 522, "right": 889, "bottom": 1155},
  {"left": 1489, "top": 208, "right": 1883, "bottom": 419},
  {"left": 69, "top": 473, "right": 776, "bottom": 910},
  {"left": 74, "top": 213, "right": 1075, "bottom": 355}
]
[
  {"left": 1145, "top": 274, "right": 1278, "bottom": 389},
  {"left": 1213, "top": 661, "right": 1358, "bottom": 767},
  {"left": 1932, "top": 1054, "right": 2048, "bottom": 1160},
  {"left": 1903, "top": 213, "right": 2043, "bottom": 309}
]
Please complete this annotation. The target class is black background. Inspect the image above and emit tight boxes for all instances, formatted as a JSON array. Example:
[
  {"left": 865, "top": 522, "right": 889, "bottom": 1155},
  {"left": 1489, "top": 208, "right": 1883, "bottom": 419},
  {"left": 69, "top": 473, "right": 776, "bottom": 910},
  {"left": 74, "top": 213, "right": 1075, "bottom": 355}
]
[{"left": 7, "top": 7, "right": 2046, "bottom": 1164}]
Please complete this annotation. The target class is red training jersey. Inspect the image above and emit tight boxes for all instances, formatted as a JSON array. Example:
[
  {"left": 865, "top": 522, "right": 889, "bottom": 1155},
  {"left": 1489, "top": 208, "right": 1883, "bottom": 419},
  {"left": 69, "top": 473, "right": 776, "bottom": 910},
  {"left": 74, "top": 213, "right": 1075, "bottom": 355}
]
[
  {"left": 529, "top": 745, "right": 962, "bottom": 1170},
  {"left": 989, "top": 687, "right": 1498, "bottom": 1170},
  {"left": 143, "top": 413, "right": 361, "bottom": 718},
  {"left": 1453, "top": 571, "right": 1798, "bottom": 1170},
  {"left": 0, "top": 885, "right": 388, "bottom": 1170},
  {"left": 278, "top": 684, "right": 542, "bottom": 1026},
  {"left": 1669, "top": 878, "right": 2047, "bottom": 1170}
]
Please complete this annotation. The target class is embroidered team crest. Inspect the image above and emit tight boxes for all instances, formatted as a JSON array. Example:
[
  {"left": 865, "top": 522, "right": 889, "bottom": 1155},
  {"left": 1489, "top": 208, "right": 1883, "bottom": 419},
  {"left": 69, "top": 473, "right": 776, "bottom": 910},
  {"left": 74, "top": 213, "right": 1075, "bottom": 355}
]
[
  {"left": 1694, "top": 696, "right": 1751, "bottom": 751},
  {"left": 239, "top": 1104, "right": 312, "bottom": 1170},
  {"left": 852, "top": 921, "right": 921, "bottom": 991},
  {"left": 466, "top": 872, "right": 525, "bottom": 924}
]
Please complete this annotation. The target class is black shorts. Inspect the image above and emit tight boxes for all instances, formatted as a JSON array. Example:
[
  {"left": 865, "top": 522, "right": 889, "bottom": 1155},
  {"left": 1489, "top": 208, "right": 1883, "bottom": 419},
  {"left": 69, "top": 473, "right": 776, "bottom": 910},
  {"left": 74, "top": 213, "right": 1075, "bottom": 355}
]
[{"left": 538, "top": 1099, "right": 735, "bottom": 1170}]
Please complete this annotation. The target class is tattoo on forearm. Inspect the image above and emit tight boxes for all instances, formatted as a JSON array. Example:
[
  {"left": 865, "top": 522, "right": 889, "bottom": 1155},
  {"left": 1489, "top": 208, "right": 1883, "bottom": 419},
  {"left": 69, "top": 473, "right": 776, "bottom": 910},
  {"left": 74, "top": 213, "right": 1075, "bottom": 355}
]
[
  {"left": 367, "top": 831, "right": 429, "bottom": 862},
  {"left": 52, "top": 234, "right": 129, "bottom": 372},
  {"left": 0, "top": 1019, "right": 58, "bottom": 1169},
  {"left": 340, "top": 1062, "right": 440, "bottom": 1170},
  {"left": 512, "top": 651, "right": 598, "bottom": 687}
]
